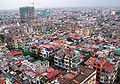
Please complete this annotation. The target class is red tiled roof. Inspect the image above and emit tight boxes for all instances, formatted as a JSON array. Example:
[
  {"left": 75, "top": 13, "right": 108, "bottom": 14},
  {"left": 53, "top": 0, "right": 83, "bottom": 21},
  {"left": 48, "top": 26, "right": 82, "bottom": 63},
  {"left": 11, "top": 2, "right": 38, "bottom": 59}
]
[
  {"left": 89, "top": 47, "right": 96, "bottom": 51},
  {"left": 30, "top": 43, "right": 36, "bottom": 47},
  {"left": 18, "top": 68, "right": 23, "bottom": 72},
  {"left": 10, "top": 51, "right": 22, "bottom": 56},
  {"left": 24, "top": 43, "right": 27, "bottom": 45},
  {"left": 28, "top": 69, "right": 40, "bottom": 75},
  {"left": 98, "top": 59, "right": 105, "bottom": 64},
  {"left": 114, "top": 43, "right": 119, "bottom": 45},
  {"left": 45, "top": 42, "right": 49, "bottom": 45},
  {"left": 55, "top": 43, "right": 63, "bottom": 46},
  {"left": 83, "top": 39, "right": 89, "bottom": 43},
  {"left": 89, "top": 41, "right": 95, "bottom": 43},
  {"left": 36, "top": 45, "right": 40, "bottom": 48},
  {"left": 78, "top": 55, "right": 84, "bottom": 58},
  {"left": 58, "top": 52, "right": 64, "bottom": 56},
  {"left": 58, "top": 33, "right": 65, "bottom": 35},
  {"left": 96, "top": 81, "right": 99, "bottom": 84},
  {"left": 18, "top": 59, "right": 25, "bottom": 62},
  {"left": 6, "top": 60, "right": 9, "bottom": 63},
  {"left": 74, "top": 37, "right": 81, "bottom": 40},
  {"left": 109, "top": 39, "right": 118, "bottom": 42},
  {"left": 66, "top": 53, "right": 70, "bottom": 57},
  {"left": 84, "top": 48, "right": 91, "bottom": 51},
  {"left": 42, "top": 45, "right": 54, "bottom": 49},
  {"left": 0, "top": 79, "right": 5, "bottom": 84},
  {"left": 46, "top": 69, "right": 60, "bottom": 79},
  {"left": 84, "top": 57, "right": 96, "bottom": 65},
  {"left": 0, "top": 75, "right": 5, "bottom": 79},
  {"left": 16, "top": 62, "right": 21, "bottom": 65},
  {"left": 68, "top": 48, "right": 75, "bottom": 51},
  {"left": 36, "top": 37, "right": 44, "bottom": 40},
  {"left": 50, "top": 33, "right": 57, "bottom": 36},
  {"left": 99, "top": 59, "right": 114, "bottom": 71},
  {"left": 48, "top": 37, "right": 53, "bottom": 39},
  {"left": 12, "top": 36, "right": 19, "bottom": 39},
  {"left": 12, "top": 81, "right": 21, "bottom": 84},
  {"left": 85, "top": 58, "right": 114, "bottom": 71},
  {"left": 53, "top": 46, "right": 61, "bottom": 50},
  {"left": 47, "top": 67, "right": 54, "bottom": 73},
  {"left": 102, "top": 62, "right": 113, "bottom": 71},
  {"left": 70, "top": 46, "right": 76, "bottom": 49}
]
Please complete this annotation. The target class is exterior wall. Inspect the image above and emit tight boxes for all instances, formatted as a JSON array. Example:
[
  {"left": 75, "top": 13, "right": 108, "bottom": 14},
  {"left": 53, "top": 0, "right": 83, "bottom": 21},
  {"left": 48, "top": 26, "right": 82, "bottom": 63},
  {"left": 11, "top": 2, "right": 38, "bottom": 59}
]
[
  {"left": 28, "top": 27, "right": 33, "bottom": 33},
  {"left": 39, "top": 62, "right": 49, "bottom": 73},
  {"left": 19, "top": 7, "right": 34, "bottom": 20},
  {"left": 78, "top": 28, "right": 95, "bottom": 36},
  {"left": 14, "top": 39, "right": 18, "bottom": 49},
  {"left": 12, "top": 38, "right": 22, "bottom": 49},
  {"left": 0, "top": 45, "right": 2, "bottom": 50},
  {"left": 33, "top": 61, "right": 49, "bottom": 73},
  {"left": 64, "top": 57, "right": 70, "bottom": 70},
  {"left": 100, "top": 69, "right": 118, "bottom": 83}
]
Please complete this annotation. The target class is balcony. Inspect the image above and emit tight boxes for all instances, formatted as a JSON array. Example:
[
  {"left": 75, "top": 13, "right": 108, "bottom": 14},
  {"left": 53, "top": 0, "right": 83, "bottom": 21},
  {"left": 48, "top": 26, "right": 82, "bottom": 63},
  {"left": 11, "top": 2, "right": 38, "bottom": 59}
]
[
  {"left": 54, "top": 59, "right": 58, "bottom": 62},
  {"left": 54, "top": 56, "right": 58, "bottom": 59},
  {"left": 64, "top": 62, "right": 69, "bottom": 66},
  {"left": 54, "top": 63, "right": 58, "bottom": 66},
  {"left": 64, "top": 58, "right": 69, "bottom": 62}
]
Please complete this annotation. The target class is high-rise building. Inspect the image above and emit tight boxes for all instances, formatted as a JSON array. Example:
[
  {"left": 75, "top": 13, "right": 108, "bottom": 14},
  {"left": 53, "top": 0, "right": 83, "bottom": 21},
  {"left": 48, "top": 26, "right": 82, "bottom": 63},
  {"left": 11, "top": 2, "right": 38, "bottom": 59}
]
[
  {"left": 19, "top": 6, "right": 35, "bottom": 21},
  {"left": 41, "top": 9, "right": 51, "bottom": 18}
]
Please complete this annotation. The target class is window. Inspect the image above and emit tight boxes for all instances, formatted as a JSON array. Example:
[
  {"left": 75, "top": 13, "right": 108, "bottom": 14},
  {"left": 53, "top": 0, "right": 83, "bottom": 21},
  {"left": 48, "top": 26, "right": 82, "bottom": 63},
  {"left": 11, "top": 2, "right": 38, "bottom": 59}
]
[
  {"left": 93, "top": 67, "right": 96, "bottom": 70},
  {"left": 55, "top": 58, "right": 57, "bottom": 61},
  {"left": 45, "top": 63, "right": 46, "bottom": 66},
  {"left": 97, "top": 68, "right": 100, "bottom": 71},
  {"left": 97, "top": 64, "right": 101, "bottom": 67},
  {"left": 66, "top": 62, "right": 68, "bottom": 64},
  {"left": 65, "top": 58, "right": 68, "bottom": 60},
  {"left": 101, "top": 78, "right": 103, "bottom": 81},
  {"left": 102, "top": 69, "right": 105, "bottom": 73}
]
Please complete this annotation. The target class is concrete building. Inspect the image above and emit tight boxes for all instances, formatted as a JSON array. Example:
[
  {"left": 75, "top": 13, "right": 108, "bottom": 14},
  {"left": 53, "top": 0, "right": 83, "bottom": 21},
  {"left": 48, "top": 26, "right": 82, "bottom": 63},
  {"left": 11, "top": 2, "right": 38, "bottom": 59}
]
[
  {"left": 41, "top": 9, "right": 51, "bottom": 18},
  {"left": 19, "top": 6, "right": 35, "bottom": 21},
  {"left": 85, "top": 57, "right": 119, "bottom": 83}
]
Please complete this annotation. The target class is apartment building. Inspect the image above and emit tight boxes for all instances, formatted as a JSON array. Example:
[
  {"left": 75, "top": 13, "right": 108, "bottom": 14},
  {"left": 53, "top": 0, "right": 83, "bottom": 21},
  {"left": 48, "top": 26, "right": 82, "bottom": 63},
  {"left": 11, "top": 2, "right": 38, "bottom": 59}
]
[{"left": 85, "top": 57, "right": 119, "bottom": 83}]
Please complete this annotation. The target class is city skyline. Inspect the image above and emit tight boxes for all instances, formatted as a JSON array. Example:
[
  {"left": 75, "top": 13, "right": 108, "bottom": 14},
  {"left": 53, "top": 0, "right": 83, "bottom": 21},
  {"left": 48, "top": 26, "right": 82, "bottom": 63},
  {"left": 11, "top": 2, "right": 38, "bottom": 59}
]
[{"left": 0, "top": 0, "right": 120, "bottom": 10}]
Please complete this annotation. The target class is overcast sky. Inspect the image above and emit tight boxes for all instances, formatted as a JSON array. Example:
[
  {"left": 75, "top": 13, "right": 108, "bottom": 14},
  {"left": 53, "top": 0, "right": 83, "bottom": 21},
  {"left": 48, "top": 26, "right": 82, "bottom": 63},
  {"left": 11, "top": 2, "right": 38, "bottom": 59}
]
[{"left": 0, "top": 0, "right": 120, "bottom": 10}]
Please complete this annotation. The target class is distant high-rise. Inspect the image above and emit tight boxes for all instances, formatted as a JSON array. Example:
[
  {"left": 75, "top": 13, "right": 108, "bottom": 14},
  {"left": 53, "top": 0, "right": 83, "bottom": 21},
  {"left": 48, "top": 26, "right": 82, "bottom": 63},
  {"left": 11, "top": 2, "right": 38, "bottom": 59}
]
[
  {"left": 41, "top": 9, "right": 51, "bottom": 18},
  {"left": 19, "top": 6, "right": 35, "bottom": 21}
]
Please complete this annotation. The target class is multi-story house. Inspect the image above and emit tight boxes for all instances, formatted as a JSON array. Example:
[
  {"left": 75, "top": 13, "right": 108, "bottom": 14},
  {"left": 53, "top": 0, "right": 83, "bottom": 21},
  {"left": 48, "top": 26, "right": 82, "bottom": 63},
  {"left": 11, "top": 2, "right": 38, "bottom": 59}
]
[
  {"left": 71, "top": 56, "right": 84, "bottom": 68},
  {"left": 54, "top": 52, "right": 65, "bottom": 69},
  {"left": 0, "top": 60, "right": 9, "bottom": 73},
  {"left": 40, "top": 45, "right": 54, "bottom": 58},
  {"left": 54, "top": 49, "right": 84, "bottom": 71},
  {"left": 12, "top": 36, "right": 23, "bottom": 49},
  {"left": 85, "top": 57, "right": 119, "bottom": 84},
  {"left": 32, "top": 60, "right": 49, "bottom": 73},
  {"left": 64, "top": 53, "right": 84, "bottom": 72},
  {"left": 20, "top": 60, "right": 49, "bottom": 73}
]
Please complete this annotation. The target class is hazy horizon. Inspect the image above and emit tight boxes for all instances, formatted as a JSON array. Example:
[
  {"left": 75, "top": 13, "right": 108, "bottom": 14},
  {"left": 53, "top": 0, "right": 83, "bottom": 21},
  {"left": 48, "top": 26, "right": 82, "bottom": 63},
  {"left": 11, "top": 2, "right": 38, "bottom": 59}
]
[{"left": 0, "top": 0, "right": 120, "bottom": 10}]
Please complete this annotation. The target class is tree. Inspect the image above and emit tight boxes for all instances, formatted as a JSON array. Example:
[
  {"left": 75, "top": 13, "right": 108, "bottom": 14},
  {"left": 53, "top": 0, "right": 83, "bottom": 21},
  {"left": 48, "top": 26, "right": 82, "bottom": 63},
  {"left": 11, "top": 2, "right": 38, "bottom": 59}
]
[
  {"left": 46, "top": 55, "right": 54, "bottom": 66},
  {"left": 37, "top": 50, "right": 41, "bottom": 56},
  {"left": 0, "top": 34, "right": 4, "bottom": 42},
  {"left": 23, "top": 51, "right": 31, "bottom": 56}
]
